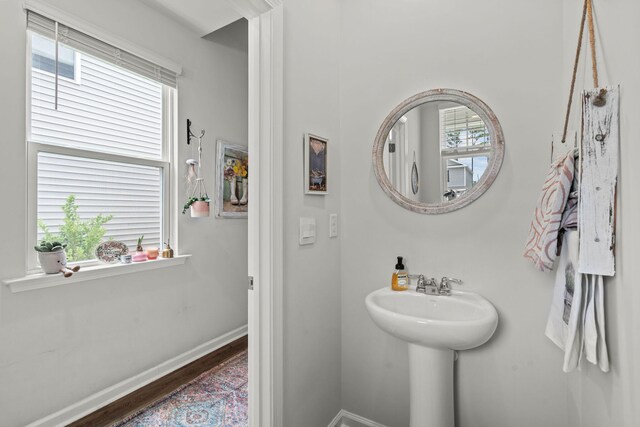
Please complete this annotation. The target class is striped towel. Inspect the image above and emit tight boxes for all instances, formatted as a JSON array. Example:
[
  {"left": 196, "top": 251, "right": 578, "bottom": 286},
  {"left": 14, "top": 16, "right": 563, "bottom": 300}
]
[{"left": 523, "top": 151, "right": 575, "bottom": 271}]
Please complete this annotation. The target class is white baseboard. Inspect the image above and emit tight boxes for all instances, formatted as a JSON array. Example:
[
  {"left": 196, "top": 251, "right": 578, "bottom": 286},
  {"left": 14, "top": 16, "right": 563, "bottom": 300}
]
[
  {"left": 27, "top": 325, "right": 248, "bottom": 427},
  {"left": 328, "top": 410, "right": 344, "bottom": 427},
  {"left": 329, "top": 409, "right": 390, "bottom": 427}
]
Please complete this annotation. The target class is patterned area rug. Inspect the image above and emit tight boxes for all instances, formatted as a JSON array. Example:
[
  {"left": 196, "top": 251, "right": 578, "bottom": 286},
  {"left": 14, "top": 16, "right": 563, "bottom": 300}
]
[{"left": 115, "top": 350, "right": 248, "bottom": 427}]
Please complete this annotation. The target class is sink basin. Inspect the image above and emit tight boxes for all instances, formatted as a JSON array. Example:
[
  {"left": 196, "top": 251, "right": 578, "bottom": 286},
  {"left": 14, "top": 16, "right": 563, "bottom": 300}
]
[
  {"left": 365, "top": 286, "right": 499, "bottom": 427},
  {"left": 365, "top": 287, "right": 498, "bottom": 350}
]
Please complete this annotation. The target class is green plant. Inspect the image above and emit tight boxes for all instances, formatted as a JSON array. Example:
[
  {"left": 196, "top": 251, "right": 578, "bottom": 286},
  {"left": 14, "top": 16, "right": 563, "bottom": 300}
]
[
  {"left": 136, "top": 235, "right": 144, "bottom": 252},
  {"left": 38, "top": 195, "right": 113, "bottom": 262},
  {"left": 34, "top": 240, "right": 67, "bottom": 252},
  {"left": 182, "top": 196, "right": 209, "bottom": 214}
]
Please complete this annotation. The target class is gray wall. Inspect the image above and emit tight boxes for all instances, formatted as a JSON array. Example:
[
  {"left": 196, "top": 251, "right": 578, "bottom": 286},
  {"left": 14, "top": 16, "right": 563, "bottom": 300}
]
[
  {"left": 0, "top": 1, "right": 248, "bottom": 426},
  {"left": 282, "top": 0, "right": 343, "bottom": 425},
  {"left": 338, "top": 0, "right": 571, "bottom": 426}
]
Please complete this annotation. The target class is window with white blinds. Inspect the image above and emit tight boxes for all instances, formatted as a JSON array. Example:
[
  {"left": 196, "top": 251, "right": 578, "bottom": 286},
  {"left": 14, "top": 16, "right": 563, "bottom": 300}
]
[
  {"left": 439, "top": 106, "right": 491, "bottom": 198},
  {"left": 26, "top": 11, "right": 176, "bottom": 265},
  {"left": 440, "top": 105, "right": 490, "bottom": 151}
]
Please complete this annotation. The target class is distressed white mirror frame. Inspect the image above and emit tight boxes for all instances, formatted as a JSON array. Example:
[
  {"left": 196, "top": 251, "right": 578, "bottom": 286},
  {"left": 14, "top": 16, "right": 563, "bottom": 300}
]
[{"left": 373, "top": 89, "right": 505, "bottom": 214}]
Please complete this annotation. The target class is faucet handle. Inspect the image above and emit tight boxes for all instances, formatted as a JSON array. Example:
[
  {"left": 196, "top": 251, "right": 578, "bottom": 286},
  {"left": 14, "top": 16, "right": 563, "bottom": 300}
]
[{"left": 439, "top": 277, "right": 463, "bottom": 295}]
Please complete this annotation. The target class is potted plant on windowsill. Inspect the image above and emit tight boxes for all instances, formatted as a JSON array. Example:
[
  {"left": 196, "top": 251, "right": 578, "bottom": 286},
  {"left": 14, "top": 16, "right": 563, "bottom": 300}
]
[
  {"left": 34, "top": 240, "right": 80, "bottom": 277},
  {"left": 132, "top": 235, "right": 148, "bottom": 262},
  {"left": 182, "top": 196, "right": 210, "bottom": 217}
]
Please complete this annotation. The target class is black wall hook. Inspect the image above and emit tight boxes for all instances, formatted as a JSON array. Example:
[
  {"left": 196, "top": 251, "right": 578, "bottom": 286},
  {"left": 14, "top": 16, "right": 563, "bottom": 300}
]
[
  {"left": 187, "top": 119, "right": 193, "bottom": 145},
  {"left": 187, "top": 119, "right": 205, "bottom": 145}
]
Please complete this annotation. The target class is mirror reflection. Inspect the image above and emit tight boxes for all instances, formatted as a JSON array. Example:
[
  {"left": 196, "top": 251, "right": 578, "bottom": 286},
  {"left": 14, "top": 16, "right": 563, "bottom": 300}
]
[{"left": 382, "top": 101, "right": 492, "bottom": 204}]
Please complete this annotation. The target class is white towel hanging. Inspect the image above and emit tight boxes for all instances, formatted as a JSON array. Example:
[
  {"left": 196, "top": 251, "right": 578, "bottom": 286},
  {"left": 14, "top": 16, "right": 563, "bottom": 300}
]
[{"left": 545, "top": 230, "right": 609, "bottom": 372}]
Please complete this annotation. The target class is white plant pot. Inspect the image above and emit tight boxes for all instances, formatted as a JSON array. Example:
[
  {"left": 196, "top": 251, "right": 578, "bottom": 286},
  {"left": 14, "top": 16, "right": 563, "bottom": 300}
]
[
  {"left": 190, "top": 201, "right": 210, "bottom": 217},
  {"left": 38, "top": 250, "right": 68, "bottom": 274}
]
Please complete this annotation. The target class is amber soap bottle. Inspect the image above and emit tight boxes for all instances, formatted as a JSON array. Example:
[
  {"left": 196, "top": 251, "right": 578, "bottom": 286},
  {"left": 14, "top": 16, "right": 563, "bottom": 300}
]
[{"left": 392, "top": 256, "right": 409, "bottom": 291}]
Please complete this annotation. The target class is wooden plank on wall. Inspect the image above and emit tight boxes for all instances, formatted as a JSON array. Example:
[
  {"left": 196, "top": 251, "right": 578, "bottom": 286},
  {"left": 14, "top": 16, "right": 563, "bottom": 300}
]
[{"left": 578, "top": 86, "right": 619, "bottom": 276}]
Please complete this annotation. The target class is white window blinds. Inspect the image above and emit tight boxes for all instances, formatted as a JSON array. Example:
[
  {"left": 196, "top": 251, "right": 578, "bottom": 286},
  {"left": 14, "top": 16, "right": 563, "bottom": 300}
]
[
  {"left": 26, "top": 10, "right": 178, "bottom": 88},
  {"left": 37, "top": 152, "right": 163, "bottom": 251},
  {"left": 440, "top": 105, "right": 490, "bottom": 151},
  {"left": 30, "top": 47, "right": 164, "bottom": 159}
]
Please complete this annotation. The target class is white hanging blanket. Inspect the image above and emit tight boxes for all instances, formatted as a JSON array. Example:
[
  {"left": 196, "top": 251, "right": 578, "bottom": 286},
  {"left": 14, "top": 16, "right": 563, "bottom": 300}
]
[{"left": 545, "top": 230, "right": 609, "bottom": 372}]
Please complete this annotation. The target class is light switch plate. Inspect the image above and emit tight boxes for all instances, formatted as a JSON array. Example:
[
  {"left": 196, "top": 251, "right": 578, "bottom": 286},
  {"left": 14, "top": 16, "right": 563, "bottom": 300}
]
[
  {"left": 329, "top": 213, "right": 338, "bottom": 238},
  {"left": 299, "top": 217, "right": 316, "bottom": 245}
]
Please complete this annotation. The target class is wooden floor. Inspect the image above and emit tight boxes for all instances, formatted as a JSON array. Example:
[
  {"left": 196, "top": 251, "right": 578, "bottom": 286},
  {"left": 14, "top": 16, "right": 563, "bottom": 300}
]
[{"left": 68, "top": 335, "right": 248, "bottom": 427}]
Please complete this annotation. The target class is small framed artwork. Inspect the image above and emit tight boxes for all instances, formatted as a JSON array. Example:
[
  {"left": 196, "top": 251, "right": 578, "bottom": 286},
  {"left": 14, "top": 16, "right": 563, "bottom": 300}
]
[
  {"left": 304, "top": 133, "right": 328, "bottom": 195},
  {"left": 215, "top": 140, "right": 248, "bottom": 218}
]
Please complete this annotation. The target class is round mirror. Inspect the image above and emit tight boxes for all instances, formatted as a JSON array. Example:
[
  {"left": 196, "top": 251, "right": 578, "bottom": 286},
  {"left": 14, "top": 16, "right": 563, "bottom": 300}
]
[{"left": 373, "top": 89, "right": 505, "bottom": 214}]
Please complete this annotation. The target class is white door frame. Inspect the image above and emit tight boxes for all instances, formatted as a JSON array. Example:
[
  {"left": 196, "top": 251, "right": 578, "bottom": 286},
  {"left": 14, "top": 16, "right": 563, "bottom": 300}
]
[{"left": 243, "top": 1, "right": 284, "bottom": 427}]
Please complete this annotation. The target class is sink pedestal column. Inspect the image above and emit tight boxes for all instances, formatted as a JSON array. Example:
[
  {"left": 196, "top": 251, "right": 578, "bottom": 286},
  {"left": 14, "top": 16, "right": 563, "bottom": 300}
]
[{"left": 408, "top": 344, "right": 454, "bottom": 427}]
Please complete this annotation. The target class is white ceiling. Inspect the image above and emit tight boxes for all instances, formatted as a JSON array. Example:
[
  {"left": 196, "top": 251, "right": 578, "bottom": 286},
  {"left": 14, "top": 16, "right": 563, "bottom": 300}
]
[{"left": 141, "top": 0, "right": 244, "bottom": 37}]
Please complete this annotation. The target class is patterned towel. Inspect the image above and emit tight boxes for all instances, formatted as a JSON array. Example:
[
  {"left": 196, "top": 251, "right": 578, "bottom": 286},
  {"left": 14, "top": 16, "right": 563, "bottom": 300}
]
[{"left": 523, "top": 151, "right": 575, "bottom": 271}]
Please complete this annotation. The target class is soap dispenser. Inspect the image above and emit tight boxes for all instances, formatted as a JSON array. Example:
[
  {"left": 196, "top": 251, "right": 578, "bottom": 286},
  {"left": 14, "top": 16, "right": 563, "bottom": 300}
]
[{"left": 392, "top": 256, "right": 409, "bottom": 291}]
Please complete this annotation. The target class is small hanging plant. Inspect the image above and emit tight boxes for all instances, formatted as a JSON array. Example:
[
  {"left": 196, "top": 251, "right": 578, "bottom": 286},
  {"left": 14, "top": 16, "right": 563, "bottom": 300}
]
[
  {"left": 183, "top": 126, "right": 211, "bottom": 217},
  {"left": 182, "top": 196, "right": 210, "bottom": 214}
]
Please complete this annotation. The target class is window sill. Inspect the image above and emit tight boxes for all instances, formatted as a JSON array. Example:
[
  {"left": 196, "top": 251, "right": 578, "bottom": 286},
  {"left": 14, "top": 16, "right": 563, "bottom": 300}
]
[{"left": 3, "top": 255, "right": 191, "bottom": 293}]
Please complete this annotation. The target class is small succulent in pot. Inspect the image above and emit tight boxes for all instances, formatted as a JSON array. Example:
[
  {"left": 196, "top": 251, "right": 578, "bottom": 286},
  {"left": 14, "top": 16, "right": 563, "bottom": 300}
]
[
  {"left": 34, "top": 240, "right": 77, "bottom": 276},
  {"left": 34, "top": 240, "right": 67, "bottom": 253}
]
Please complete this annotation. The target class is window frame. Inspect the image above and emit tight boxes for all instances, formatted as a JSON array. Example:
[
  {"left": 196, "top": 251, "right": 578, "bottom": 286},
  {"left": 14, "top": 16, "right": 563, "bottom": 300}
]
[{"left": 25, "top": 31, "right": 175, "bottom": 273}]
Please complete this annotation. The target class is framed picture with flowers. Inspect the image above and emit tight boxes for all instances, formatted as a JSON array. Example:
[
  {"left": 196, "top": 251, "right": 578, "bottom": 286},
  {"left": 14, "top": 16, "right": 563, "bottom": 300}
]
[
  {"left": 215, "top": 140, "right": 248, "bottom": 218},
  {"left": 304, "top": 133, "right": 328, "bottom": 195}
]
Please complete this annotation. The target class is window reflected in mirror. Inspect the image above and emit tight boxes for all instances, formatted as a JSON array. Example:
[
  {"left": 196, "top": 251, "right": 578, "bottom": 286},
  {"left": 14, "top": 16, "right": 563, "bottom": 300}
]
[{"left": 382, "top": 102, "right": 492, "bottom": 204}]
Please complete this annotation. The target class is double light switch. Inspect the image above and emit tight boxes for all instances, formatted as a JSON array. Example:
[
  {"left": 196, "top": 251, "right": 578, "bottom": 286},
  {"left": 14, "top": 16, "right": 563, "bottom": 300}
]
[{"left": 299, "top": 214, "right": 338, "bottom": 245}]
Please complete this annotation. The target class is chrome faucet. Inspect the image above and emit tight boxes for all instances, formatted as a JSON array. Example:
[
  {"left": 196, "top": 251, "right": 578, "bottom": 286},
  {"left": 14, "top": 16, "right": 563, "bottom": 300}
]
[
  {"left": 438, "top": 277, "right": 463, "bottom": 296},
  {"left": 410, "top": 274, "right": 439, "bottom": 295},
  {"left": 409, "top": 275, "right": 463, "bottom": 296}
]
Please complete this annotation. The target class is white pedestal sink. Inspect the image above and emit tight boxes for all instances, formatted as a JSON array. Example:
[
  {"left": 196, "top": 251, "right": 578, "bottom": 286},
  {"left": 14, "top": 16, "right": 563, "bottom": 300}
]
[{"left": 365, "top": 286, "right": 498, "bottom": 427}]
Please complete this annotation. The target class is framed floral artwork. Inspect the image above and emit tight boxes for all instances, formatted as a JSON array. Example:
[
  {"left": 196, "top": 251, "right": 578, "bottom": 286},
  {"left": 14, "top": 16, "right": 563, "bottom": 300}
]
[
  {"left": 215, "top": 140, "right": 248, "bottom": 218},
  {"left": 304, "top": 133, "right": 328, "bottom": 195}
]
